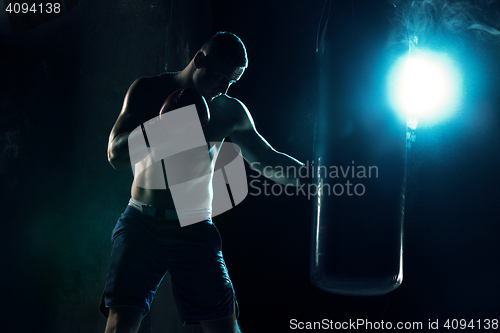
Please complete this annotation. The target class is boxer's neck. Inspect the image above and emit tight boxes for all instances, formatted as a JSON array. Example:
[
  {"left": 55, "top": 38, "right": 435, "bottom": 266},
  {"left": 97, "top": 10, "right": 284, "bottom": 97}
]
[{"left": 170, "top": 62, "right": 196, "bottom": 90}]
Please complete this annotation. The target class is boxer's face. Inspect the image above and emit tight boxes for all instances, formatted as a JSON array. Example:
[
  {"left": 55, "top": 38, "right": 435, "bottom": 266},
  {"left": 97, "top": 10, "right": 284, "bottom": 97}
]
[{"left": 193, "top": 53, "right": 245, "bottom": 102}]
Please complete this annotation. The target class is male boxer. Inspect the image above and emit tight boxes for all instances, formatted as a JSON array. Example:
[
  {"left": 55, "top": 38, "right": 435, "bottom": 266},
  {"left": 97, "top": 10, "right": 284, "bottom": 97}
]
[{"left": 102, "top": 32, "right": 305, "bottom": 333}]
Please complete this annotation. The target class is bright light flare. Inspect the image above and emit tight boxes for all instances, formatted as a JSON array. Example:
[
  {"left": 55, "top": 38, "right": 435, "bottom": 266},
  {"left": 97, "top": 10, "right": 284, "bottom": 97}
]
[{"left": 388, "top": 51, "right": 461, "bottom": 123}]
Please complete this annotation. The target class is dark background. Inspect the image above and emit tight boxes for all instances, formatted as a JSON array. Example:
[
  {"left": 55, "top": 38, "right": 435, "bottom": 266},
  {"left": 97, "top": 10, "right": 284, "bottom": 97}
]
[{"left": 1, "top": 0, "right": 499, "bottom": 332}]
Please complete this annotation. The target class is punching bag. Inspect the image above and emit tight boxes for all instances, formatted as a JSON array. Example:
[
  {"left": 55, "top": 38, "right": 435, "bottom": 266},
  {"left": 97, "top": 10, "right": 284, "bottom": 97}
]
[{"left": 311, "top": 0, "right": 409, "bottom": 296}]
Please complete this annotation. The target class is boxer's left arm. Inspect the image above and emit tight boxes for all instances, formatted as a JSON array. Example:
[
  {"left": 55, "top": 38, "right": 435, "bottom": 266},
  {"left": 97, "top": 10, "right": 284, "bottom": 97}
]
[
  {"left": 108, "top": 78, "right": 150, "bottom": 170},
  {"left": 226, "top": 97, "right": 307, "bottom": 186}
]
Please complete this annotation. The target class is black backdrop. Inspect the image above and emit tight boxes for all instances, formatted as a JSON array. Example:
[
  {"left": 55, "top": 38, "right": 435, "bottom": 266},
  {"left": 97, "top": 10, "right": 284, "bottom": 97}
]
[{"left": 1, "top": 0, "right": 499, "bottom": 332}]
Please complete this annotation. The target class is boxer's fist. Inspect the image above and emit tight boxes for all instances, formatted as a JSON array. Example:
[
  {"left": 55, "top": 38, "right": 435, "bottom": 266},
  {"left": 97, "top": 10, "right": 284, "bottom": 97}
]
[{"left": 159, "top": 88, "right": 210, "bottom": 126}]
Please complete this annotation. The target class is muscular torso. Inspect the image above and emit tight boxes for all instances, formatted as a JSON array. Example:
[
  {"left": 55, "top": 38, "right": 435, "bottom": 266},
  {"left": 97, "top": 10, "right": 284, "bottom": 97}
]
[{"left": 130, "top": 74, "right": 239, "bottom": 209}]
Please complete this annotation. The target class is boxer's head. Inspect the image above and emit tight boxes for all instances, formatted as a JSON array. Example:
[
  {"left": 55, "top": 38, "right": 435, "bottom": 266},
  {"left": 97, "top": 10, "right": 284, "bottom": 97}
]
[{"left": 191, "top": 32, "right": 248, "bottom": 102}]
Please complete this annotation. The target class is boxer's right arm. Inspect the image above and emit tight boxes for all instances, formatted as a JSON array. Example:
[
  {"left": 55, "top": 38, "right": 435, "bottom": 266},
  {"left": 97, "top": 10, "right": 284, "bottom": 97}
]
[{"left": 107, "top": 79, "right": 148, "bottom": 170}]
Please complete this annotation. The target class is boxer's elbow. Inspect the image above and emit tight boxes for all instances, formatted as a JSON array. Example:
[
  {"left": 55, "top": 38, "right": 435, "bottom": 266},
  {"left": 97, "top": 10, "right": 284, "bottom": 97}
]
[
  {"left": 107, "top": 150, "right": 120, "bottom": 170},
  {"left": 108, "top": 133, "right": 134, "bottom": 170},
  {"left": 107, "top": 146, "right": 128, "bottom": 170}
]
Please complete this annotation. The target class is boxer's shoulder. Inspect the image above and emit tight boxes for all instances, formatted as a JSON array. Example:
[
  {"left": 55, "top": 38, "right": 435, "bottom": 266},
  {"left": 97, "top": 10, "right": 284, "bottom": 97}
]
[
  {"left": 123, "top": 77, "right": 153, "bottom": 106},
  {"left": 130, "top": 74, "right": 174, "bottom": 96},
  {"left": 210, "top": 95, "right": 246, "bottom": 116},
  {"left": 125, "top": 75, "right": 178, "bottom": 119},
  {"left": 210, "top": 94, "right": 250, "bottom": 130}
]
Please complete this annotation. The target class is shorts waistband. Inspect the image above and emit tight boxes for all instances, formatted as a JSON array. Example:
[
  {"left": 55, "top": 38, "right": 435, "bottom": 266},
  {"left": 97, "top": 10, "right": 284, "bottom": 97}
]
[
  {"left": 128, "top": 198, "right": 178, "bottom": 219},
  {"left": 128, "top": 198, "right": 212, "bottom": 223}
]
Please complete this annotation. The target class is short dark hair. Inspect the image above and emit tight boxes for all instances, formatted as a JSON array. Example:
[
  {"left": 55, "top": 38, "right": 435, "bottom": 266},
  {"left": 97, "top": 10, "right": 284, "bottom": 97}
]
[{"left": 201, "top": 31, "right": 248, "bottom": 68}]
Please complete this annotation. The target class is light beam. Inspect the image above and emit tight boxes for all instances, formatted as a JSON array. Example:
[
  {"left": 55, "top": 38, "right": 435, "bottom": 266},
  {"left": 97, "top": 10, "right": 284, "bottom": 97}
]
[{"left": 389, "top": 51, "right": 462, "bottom": 124}]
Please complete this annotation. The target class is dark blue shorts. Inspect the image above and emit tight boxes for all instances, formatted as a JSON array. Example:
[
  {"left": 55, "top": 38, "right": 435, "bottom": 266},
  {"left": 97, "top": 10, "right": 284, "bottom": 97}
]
[{"left": 99, "top": 205, "right": 238, "bottom": 325}]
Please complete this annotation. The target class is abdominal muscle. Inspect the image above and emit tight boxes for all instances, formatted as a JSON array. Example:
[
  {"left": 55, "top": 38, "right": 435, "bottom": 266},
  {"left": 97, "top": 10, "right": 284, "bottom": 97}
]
[{"left": 130, "top": 142, "right": 221, "bottom": 211}]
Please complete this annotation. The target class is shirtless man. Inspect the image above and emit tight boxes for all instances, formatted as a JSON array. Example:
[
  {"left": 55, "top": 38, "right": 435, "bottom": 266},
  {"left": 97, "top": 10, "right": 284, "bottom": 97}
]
[{"left": 101, "top": 32, "right": 305, "bottom": 333}]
